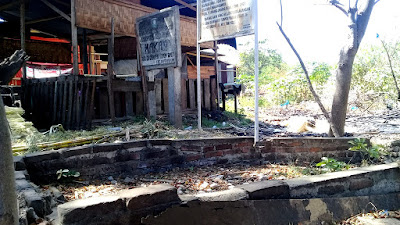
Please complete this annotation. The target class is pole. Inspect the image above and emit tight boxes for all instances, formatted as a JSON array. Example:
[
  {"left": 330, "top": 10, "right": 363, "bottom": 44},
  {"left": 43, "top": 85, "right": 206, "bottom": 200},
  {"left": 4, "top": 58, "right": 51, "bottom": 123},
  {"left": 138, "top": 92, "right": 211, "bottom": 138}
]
[
  {"left": 71, "top": 0, "right": 79, "bottom": 75},
  {"left": 196, "top": 0, "right": 202, "bottom": 130},
  {"left": 214, "top": 41, "right": 221, "bottom": 109},
  {"left": 20, "top": 0, "right": 26, "bottom": 80},
  {"left": 254, "top": 0, "right": 259, "bottom": 143}
]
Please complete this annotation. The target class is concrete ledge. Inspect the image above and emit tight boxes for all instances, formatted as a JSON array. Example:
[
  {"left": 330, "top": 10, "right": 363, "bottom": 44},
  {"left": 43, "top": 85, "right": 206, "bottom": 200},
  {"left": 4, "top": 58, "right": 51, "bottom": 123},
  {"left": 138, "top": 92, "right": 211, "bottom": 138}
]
[
  {"left": 143, "top": 193, "right": 400, "bottom": 225},
  {"left": 57, "top": 184, "right": 180, "bottom": 225}
]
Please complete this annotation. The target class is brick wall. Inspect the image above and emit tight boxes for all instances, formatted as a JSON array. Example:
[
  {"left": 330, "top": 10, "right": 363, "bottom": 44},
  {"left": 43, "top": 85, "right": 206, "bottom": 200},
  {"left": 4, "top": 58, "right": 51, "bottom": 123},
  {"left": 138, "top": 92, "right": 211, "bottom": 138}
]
[{"left": 23, "top": 137, "right": 362, "bottom": 184}]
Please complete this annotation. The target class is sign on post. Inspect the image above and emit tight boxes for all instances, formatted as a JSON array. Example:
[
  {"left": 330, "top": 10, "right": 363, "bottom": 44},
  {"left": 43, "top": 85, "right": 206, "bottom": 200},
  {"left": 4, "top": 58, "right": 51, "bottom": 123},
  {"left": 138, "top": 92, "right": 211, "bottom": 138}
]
[
  {"left": 197, "top": 0, "right": 258, "bottom": 143},
  {"left": 199, "top": 0, "right": 255, "bottom": 43},
  {"left": 136, "top": 6, "right": 181, "bottom": 70}
]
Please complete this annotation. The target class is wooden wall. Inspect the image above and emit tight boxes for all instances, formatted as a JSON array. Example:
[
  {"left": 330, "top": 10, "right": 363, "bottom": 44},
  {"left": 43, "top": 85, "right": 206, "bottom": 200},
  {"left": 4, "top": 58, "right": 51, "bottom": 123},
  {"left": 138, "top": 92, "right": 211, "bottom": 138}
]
[
  {"left": 0, "top": 39, "right": 71, "bottom": 64},
  {"left": 187, "top": 66, "right": 216, "bottom": 80},
  {"left": 74, "top": 0, "right": 212, "bottom": 48}
]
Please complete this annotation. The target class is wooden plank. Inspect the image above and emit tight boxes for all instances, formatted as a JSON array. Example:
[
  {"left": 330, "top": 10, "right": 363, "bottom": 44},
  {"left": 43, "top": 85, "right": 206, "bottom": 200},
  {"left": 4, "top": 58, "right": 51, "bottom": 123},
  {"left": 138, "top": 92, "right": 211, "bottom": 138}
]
[
  {"left": 66, "top": 78, "right": 74, "bottom": 129},
  {"left": 162, "top": 78, "right": 169, "bottom": 113},
  {"left": 204, "top": 78, "right": 211, "bottom": 110},
  {"left": 88, "top": 80, "right": 96, "bottom": 129},
  {"left": 99, "top": 88, "right": 109, "bottom": 119},
  {"left": 112, "top": 80, "right": 142, "bottom": 92},
  {"left": 52, "top": 80, "right": 58, "bottom": 124},
  {"left": 201, "top": 80, "right": 205, "bottom": 109},
  {"left": 125, "top": 91, "right": 134, "bottom": 117},
  {"left": 155, "top": 79, "right": 162, "bottom": 114},
  {"left": 107, "top": 17, "right": 116, "bottom": 122},
  {"left": 114, "top": 92, "right": 122, "bottom": 117},
  {"left": 210, "top": 77, "right": 217, "bottom": 110},
  {"left": 82, "top": 80, "right": 90, "bottom": 128},
  {"left": 75, "top": 80, "right": 82, "bottom": 129},
  {"left": 188, "top": 79, "right": 195, "bottom": 109},
  {"left": 167, "top": 67, "right": 182, "bottom": 128},
  {"left": 181, "top": 79, "right": 187, "bottom": 110},
  {"left": 135, "top": 91, "right": 143, "bottom": 115}
]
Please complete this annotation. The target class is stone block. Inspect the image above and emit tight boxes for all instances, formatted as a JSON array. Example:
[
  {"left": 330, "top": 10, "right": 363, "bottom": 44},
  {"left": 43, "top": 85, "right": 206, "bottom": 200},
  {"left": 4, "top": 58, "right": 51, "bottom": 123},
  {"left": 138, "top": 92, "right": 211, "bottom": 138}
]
[
  {"left": 59, "top": 146, "right": 93, "bottom": 158},
  {"left": 15, "top": 170, "right": 27, "bottom": 180},
  {"left": 349, "top": 178, "right": 374, "bottom": 191},
  {"left": 92, "top": 143, "right": 122, "bottom": 153},
  {"left": 23, "top": 189, "right": 45, "bottom": 217},
  {"left": 317, "top": 185, "right": 345, "bottom": 196},
  {"left": 238, "top": 180, "right": 290, "bottom": 200},
  {"left": 15, "top": 179, "right": 32, "bottom": 191},
  {"left": 14, "top": 156, "right": 26, "bottom": 171},
  {"left": 24, "top": 151, "right": 61, "bottom": 164},
  {"left": 119, "top": 184, "right": 180, "bottom": 211},
  {"left": 195, "top": 188, "right": 248, "bottom": 202},
  {"left": 58, "top": 196, "right": 126, "bottom": 225}
]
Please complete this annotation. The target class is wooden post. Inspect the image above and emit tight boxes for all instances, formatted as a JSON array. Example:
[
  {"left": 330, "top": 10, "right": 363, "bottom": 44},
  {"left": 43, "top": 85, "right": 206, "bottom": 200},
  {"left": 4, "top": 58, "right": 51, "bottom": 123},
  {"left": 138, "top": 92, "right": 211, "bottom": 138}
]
[
  {"left": 88, "top": 80, "right": 96, "bottom": 129},
  {"left": 107, "top": 17, "right": 116, "bottom": 122},
  {"left": 82, "top": 29, "right": 88, "bottom": 74},
  {"left": 204, "top": 78, "right": 211, "bottom": 110},
  {"left": 125, "top": 92, "right": 134, "bottom": 117},
  {"left": 71, "top": 0, "right": 79, "bottom": 75},
  {"left": 20, "top": 0, "right": 26, "bottom": 79},
  {"left": 162, "top": 78, "right": 169, "bottom": 113},
  {"left": 167, "top": 67, "right": 182, "bottom": 128},
  {"left": 155, "top": 79, "right": 162, "bottom": 114},
  {"left": 214, "top": 41, "right": 221, "bottom": 109},
  {"left": 188, "top": 79, "right": 196, "bottom": 109}
]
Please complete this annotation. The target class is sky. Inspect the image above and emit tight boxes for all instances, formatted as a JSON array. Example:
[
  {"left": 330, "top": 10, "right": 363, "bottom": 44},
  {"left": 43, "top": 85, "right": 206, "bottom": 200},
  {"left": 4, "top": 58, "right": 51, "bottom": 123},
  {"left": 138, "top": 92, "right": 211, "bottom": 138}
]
[{"left": 237, "top": 0, "right": 400, "bottom": 65}]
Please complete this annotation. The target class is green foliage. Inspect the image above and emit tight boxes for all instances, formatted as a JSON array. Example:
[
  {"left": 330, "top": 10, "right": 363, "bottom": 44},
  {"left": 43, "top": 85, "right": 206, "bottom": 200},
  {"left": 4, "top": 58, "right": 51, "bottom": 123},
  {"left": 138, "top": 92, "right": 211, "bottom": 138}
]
[
  {"left": 351, "top": 42, "right": 400, "bottom": 109},
  {"left": 56, "top": 169, "right": 80, "bottom": 180},
  {"left": 237, "top": 40, "right": 287, "bottom": 89},
  {"left": 348, "top": 138, "right": 385, "bottom": 162},
  {"left": 316, "top": 157, "right": 349, "bottom": 172}
]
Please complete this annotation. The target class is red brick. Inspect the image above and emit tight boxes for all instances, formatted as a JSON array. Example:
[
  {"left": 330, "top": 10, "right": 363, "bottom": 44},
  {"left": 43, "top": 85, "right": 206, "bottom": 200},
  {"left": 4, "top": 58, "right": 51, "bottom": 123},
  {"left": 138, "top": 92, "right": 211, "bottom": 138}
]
[
  {"left": 294, "top": 148, "right": 307, "bottom": 153},
  {"left": 223, "top": 150, "right": 236, "bottom": 155},
  {"left": 181, "top": 145, "right": 201, "bottom": 152},
  {"left": 288, "top": 141, "right": 304, "bottom": 147},
  {"left": 205, "top": 151, "right": 223, "bottom": 158},
  {"left": 310, "top": 147, "right": 322, "bottom": 152},
  {"left": 275, "top": 147, "right": 293, "bottom": 153},
  {"left": 216, "top": 144, "right": 232, "bottom": 150},
  {"left": 236, "top": 142, "right": 253, "bottom": 148},
  {"left": 131, "top": 152, "right": 141, "bottom": 160},
  {"left": 186, "top": 154, "right": 201, "bottom": 161},
  {"left": 203, "top": 146, "right": 215, "bottom": 153},
  {"left": 241, "top": 148, "right": 251, "bottom": 153}
]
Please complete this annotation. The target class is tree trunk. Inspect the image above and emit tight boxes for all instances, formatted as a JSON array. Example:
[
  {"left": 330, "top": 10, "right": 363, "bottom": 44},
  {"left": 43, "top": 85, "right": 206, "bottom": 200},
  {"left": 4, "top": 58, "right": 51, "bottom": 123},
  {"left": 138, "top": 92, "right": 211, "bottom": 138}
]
[
  {"left": 0, "top": 50, "right": 28, "bottom": 225},
  {"left": 0, "top": 97, "right": 18, "bottom": 225},
  {"left": 330, "top": 0, "right": 376, "bottom": 136}
]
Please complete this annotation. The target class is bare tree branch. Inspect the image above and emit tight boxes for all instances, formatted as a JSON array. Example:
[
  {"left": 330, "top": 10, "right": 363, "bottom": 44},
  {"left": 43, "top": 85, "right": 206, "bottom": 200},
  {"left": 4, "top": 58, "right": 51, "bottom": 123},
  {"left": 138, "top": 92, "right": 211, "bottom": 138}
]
[
  {"left": 276, "top": 22, "right": 340, "bottom": 137},
  {"left": 279, "top": 0, "right": 283, "bottom": 27},
  {"left": 374, "top": 0, "right": 381, "bottom": 5},
  {"left": 329, "top": 0, "right": 349, "bottom": 16},
  {"left": 380, "top": 39, "right": 400, "bottom": 100}
]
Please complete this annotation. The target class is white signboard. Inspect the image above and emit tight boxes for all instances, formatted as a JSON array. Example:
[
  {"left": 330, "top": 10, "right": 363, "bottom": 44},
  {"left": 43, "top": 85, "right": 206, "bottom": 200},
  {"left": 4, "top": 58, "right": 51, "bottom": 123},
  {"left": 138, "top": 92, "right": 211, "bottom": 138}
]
[{"left": 200, "top": 0, "right": 255, "bottom": 42}]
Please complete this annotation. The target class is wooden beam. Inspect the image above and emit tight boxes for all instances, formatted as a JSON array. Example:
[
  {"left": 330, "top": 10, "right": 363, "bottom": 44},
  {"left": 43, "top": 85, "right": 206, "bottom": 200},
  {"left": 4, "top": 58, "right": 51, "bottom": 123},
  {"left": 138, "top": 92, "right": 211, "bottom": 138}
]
[
  {"left": 107, "top": 17, "right": 116, "bottom": 122},
  {"left": 26, "top": 15, "right": 63, "bottom": 25},
  {"left": 174, "top": 0, "right": 196, "bottom": 11},
  {"left": 82, "top": 29, "right": 88, "bottom": 74},
  {"left": 20, "top": 0, "right": 26, "bottom": 80},
  {"left": 40, "top": 0, "right": 71, "bottom": 22},
  {"left": 71, "top": 0, "right": 79, "bottom": 75},
  {"left": 0, "top": 1, "right": 20, "bottom": 12}
]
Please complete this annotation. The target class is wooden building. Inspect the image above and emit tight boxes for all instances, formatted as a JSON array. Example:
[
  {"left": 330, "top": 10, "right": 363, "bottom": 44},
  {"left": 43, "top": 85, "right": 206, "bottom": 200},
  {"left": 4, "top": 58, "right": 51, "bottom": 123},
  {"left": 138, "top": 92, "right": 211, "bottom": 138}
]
[{"left": 0, "top": 0, "right": 236, "bottom": 130}]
